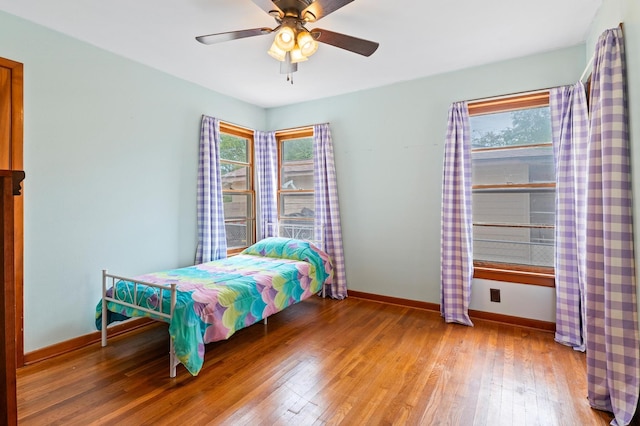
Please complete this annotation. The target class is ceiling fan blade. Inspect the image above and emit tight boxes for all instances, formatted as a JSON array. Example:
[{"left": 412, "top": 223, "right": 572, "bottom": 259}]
[
  {"left": 311, "top": 28, "right": 379, "bottom": 57},
  {"left": 301, "top": 0, "right": 354, "bottom": 22},
  {"left": 250, "top": 0, "right": 284, "bottom": 18},
  {"left": 196, "top": 28, "right": 273, "bottom": 45}
]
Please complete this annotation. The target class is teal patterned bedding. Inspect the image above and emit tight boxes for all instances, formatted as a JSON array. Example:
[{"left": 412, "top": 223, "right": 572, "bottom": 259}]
[{"left": 95, "top": 237, "right": 333, "bottom": 376}]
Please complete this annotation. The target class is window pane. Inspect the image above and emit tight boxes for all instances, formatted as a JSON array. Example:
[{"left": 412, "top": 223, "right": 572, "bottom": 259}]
[
  {"left": 473, "top": 190, "right": 555, "bottom": 267},
  {"left": 473, "top": 191, "right": 530, "bottom": 224},
  {"left": 281, "top": 161, "right": 314, "bottom": 190},
  {"left": 473, "top": 225, "right": 554, "bottom": 267},
  {"left": 470, "top": 106, "right": 551, "bottom": 149},
  {"left": 223, "top": 193, "right": 252, "bottom": 220},
  {"left": 220, "top": 133, "right": 248, "bottom": 163},
  {"left": 472, "top": 146, "right": 554, "bottom": 185},
  {"left": 473, "top": 190, "right": 555, "bottom": 224},
  {"left": 469, "top": 98, "right": 556, "bottom": 270},
  {"left": 226, "top": 221, "right": 250, "bottom": 249},
  {"left": 282, "top": 137, "right": 313, "bottom": 162},
  {"left": 280, "top": 193, "right": 314, "bottom": 218},
  {"left": 221, "top": 164, "right": 249, "bottom": 190},
  {"left": 530, "top": 192, "right": 555, "bottom": 225}
]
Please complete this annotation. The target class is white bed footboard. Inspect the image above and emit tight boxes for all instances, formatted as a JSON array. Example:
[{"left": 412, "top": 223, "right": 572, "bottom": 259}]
[
  {"left": 265, "top": 222, "right": 324, "bottom": 250},
  {"left": 101, "top": 269, "right": 179, "bottom": 377}
]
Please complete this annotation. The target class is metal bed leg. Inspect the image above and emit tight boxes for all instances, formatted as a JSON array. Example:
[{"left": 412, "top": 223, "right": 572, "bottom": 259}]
[
  {"left": 169, "top": 339, "right": 177, "bottom": 378},
  {"left": 169, "top": 283, "right": 177, "bottom": 378},
  {"left": 101, "top": 269, "right": 108, "bottom": 347}
]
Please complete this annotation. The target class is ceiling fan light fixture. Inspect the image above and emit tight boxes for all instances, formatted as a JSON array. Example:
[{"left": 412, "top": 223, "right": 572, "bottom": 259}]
[
  {"left": 195, "top": 0, "right": 379, "bottom": 83},
  {"left": 274, "top": 25, "right": 296, "bottom": 51},
  {"left": 267, "top": 41, "right": 287, "bottom": 61},
  {"left": 297, "top": 31, "right": 318, "bottom": 57}
]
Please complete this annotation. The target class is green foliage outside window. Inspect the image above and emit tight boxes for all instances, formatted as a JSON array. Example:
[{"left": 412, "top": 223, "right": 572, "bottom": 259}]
[
  {"left": 471, "top": 107, "right": 552, "bottom": 148},
  {"left": 283, "top": 137, "right": 313, "bottom": 161},
  {"left": 220, "top": 133, "right": 248, "bottom": 175}
]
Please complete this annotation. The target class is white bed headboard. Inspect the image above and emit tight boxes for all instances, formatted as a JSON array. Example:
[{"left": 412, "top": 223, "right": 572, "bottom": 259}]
[{"left": 265, "top": 222, "right": 324, "bottom": 250}]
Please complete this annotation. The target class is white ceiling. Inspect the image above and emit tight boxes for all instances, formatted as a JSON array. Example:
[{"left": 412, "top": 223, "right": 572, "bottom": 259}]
[{"left": 0, "top": 0, "right": 602, "bottom": 108}]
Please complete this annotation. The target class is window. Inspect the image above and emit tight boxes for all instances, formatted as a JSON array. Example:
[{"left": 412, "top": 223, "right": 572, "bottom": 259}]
[
  {"left": 219, "top": 122, "right": 255, "bottom": 254},
  {"left": 468, "top": 92, "right": 555, "bottom": 286},
  {"left": 276, "top": 128, "right": 314, "bottom": 240}
]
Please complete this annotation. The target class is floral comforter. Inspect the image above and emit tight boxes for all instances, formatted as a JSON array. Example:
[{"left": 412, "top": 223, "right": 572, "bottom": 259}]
[{"left": 95, "top": 237, "right": 333, "bottom": 375}]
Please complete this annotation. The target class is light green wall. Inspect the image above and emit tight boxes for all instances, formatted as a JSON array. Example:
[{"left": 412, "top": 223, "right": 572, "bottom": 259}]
[
  {"left": 266, "top": 46, "right": 585, "bottom": 321},
  {"left": 0, "top": 11, "right": 266, "bottom": 351}
]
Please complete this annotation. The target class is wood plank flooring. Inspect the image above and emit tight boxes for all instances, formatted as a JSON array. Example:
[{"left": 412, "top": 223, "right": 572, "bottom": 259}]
[{"left": 17, "top": 297, "right": 614, "bottom": 425}]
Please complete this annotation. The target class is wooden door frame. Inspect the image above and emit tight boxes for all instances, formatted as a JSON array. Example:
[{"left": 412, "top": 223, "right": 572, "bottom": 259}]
[
  {"left": 1, "top": 170, "right": 24, "bottom": 426},
  {"left": 0, "top": 57, "right": 25, "bottom": 367}
]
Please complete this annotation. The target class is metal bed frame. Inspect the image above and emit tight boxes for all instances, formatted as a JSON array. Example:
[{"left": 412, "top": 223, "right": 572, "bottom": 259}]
[
  {"left": 266, "top": 222, "right": 324, "bottom": 251},
  {"left": 101, "top": 223, "right": 325, "bottom": 378}
]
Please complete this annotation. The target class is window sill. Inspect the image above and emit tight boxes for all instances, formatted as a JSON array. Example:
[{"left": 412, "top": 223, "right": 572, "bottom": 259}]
[
  {"left": 473, "top": 265, "right": 555, "bottom": 287},
  {"left": 227, "top": 247, "right": 247, "bottom": 257}
]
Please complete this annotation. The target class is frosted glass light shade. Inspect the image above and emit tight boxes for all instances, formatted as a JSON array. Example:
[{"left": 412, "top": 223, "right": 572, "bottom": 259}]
[
  {"left": 297, "top": 31, "right": 318, "bottom": 57},
  {"left": 267, "top": 42, "right": 286, "bottom": 61},
  {"left": 274, "top": 26, "right": 296, "bottom": 51}
]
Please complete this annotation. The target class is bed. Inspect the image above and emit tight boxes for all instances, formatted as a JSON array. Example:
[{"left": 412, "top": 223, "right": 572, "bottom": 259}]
[{"left": 95, "top": 234, "right": 333, "bottom": 377}]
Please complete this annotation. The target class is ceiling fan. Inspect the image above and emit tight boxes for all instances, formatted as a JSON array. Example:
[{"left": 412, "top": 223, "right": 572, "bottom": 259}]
[{"left": 195, "top": 0, "right": 379, "bottom": 82}]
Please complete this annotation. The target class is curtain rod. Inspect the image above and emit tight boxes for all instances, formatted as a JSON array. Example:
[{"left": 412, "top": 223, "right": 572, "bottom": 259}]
[
  {"left": 203, "top": 116, "right": 327, "bottom": 135},
  {"left": 580, "top": 54, "right": 595, "bottom": 83},
  {"left": 462, "top": 88, "right": 551, "bottom": 105},
  {"left": 272, "top": 122, "right": 329, "bottom": 134},
  {"left": 202, "top": 115, "right": 255, "bottom": 133}
]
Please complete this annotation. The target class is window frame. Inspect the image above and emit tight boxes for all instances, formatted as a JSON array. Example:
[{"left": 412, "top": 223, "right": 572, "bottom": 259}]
[
  {"left": 468, "top": 91, "right": 555, "bottom": 287},
  {"left": 219, "top": 121, "right": 256, "bottom": 256},
  {"left": 276, "top": 127, "right": 315, "bottom": 228}
]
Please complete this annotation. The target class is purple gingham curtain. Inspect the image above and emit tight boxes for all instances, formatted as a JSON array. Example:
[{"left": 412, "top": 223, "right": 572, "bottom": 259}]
[
  {"left": 585, "top": 27, "right": 640, "bottom": 425},
  {"left": 550, "top": 83, "right": 589, "bottom": 351},
  {"left": 313, "top": 123, "right": 347, "bottom": 299},
  {"left": 195, "top": 115, "right": 227, "bottom": 264},
  {"left": 440, "top": 102, "right": 474, "bottom": 326},
  {"left": 255, "top": 130, "right": 278, "bottom": 239}
]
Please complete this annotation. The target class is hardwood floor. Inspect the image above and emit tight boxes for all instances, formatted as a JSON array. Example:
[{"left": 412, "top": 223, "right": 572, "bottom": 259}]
[{"left": 17, "top": 297, "right": 613, "bottom": 425}]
